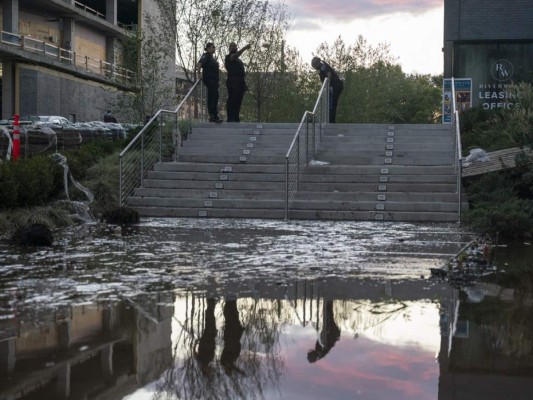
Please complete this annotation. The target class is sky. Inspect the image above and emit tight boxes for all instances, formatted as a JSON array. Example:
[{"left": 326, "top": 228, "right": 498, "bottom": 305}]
[{"left": 283, "top": 0, "right": 444, "bottom": 75}]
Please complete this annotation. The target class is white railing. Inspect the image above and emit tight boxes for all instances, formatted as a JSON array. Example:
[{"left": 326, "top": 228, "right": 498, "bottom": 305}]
[
  {"left": 0, "top": 30, "right": 135, "bottom": 84},
  {"left": 284, "top": 79, "right": 329, "bottom": 219},
  {"left": 451, "top": 77, "right": 463, "bottom": 222}
]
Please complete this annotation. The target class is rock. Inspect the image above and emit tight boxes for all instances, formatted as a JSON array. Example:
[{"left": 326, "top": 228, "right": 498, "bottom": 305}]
[
  {"left": 101, "top": 206, "right": 140, "bottom": 225},
  {"left": 11, "top": 223, "right": 53, "bottom": 246}
]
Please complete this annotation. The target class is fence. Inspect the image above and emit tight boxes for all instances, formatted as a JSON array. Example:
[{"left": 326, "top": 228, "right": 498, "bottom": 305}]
[{"left": 119, "top": 80, "right": 206, "bottom": 206}]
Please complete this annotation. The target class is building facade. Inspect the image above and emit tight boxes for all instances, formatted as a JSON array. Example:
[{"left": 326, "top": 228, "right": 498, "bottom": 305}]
[
  {"left": 0, "top": 0, "right": 175, "bottom": 122},
  {"left": 444, "top": 0, "right": 533, "bottom": 110}
]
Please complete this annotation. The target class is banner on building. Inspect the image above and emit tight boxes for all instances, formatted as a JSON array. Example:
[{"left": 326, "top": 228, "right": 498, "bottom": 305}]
[{"left": 442, "top": 78, "right": 472, "bottom": 124}]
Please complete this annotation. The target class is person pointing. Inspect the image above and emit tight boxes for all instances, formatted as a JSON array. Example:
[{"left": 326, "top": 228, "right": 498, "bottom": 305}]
[{"left": 225, "top": 42, "right": 251, "bottom": 122}]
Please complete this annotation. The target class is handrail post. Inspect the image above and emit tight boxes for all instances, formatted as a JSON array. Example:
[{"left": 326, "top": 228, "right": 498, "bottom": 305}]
[
  {"left": 458, "top": 158, "right": 462, "bottom": 223},
  {"left": 159, "top": 114, "right": 163, "bottom": 162},
  {"left": 312, "top": 114, "right": 316, "bottom": 158},
  {"left": 296, "top": 134, "right": 300, "bottom": 186},
  {"left": 285, "top": 158, "right": 289, "bottom": 220},
  {"left": 305, "top": 115, "right": 309, "bottom": 165},
  {"left": 119, "top": 156, "right": 123, "bottom": 205},
  {"left": 141, "top": 131, "right": 145, "bottom": 187}
]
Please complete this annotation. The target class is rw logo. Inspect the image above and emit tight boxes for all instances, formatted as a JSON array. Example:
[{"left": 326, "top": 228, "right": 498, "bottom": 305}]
[{"left": 491, "top": 59, "right": 514, "bottom": 81}]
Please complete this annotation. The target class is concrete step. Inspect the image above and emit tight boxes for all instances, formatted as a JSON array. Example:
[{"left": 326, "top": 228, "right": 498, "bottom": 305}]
[
  {"left": 133, "top": 187, "right": 285, "bottom": 200},
  {"left": 179, "top": 147, "right": 289, "bottom": 156},
  {"left": 154, "top": 162, "right": 286, "bottom": 174},
  {"left": 304, "top": 165, "right": 457, "bottom": 175},
  {"left": 297, "top": 182, "right": 457, "bottom": 192},
  {"left": 313, "top": 155, "right": 454, "bottom": 166},
  {"left": 319, "top": 140, "right": 454, "bottom": 150},
  {"left": 143, "top": 179, "right": 285, "bottom": 190},
  {"left": 316, "top": 150, "right": 455, "bottom": 158},
  {"left": 131, "top": 206, "right": 286, "bottom": 219},
  {"left": 293, "top": 191, "right": 460, "bottom": 202},
  {"left": 146, "top": 171, "right": 285, "bottom": 182},
  {"left": 178, "top": 154, "right": 286, "bottom": 164},
  {"left": 300, "top": 174, "right": 457, "bottom": 184},
  {"left": 128, "top": 197, "right": 285, "bottom": 209},
  {"left": 183, "top": 140, "right": 291, "bottom": 149},
  {"left": 287, "top": 209, "right": 460, "bottom": 222},
  {"left": 289, "top": 199, "right": 460, "bottom": 212}
]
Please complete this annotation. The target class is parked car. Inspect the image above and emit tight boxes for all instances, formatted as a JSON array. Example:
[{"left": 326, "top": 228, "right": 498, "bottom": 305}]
[
  {"left": 7, "top": 115, "right": 41, "bottom": 125},
  {"left": 38, "top": 116, "right": 72, "bottom": 124}
]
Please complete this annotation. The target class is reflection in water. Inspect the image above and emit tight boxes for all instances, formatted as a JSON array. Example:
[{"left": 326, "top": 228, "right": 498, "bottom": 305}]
[
  {"left": 195, "top": 297, "right": 217, "bottom": 375},
  {"left": 2, "top": 277, "right": 533, "bottom": 399},
  {"left": 307, "top": 300, "right": 341, "bottom": 363},
  {"left": 220, "top": 299, "right": 245, "bottom": 375}
]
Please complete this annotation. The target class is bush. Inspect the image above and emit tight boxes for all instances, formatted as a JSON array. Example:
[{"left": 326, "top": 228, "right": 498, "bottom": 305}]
[
  {"left": 0, "top": 140, "right": 124, "bottom": 211},
  {"left": 62, "top": 140, "right": 124, "bottom": 181},
  {"left": 462, "top": 198, "right": 533, "bottom": 239},
  {"left": 0, "top": 155, "right": 61, "bottom": 209}
]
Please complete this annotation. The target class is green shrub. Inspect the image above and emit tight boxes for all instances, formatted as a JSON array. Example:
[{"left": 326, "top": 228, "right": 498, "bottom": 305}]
[
  {"left": 61, "top": 140, "right": 124, "bottom": 180},
  {"left": 0, "top": 162, "right": 18, "bottom": 207},
  {"left": 0, "top": 156, "right": 61, "bottom": 209},
  {"left": 0, "top": 140, "right": 123, "bottom": 211},
  {"left": 463, "top": 198, "right": 533, "bottom": 239}
]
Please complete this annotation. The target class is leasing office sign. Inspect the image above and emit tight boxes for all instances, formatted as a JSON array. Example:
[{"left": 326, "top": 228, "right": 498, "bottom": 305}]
[{"left": 477, "top": 59, "right": 515, "bottom": 110}]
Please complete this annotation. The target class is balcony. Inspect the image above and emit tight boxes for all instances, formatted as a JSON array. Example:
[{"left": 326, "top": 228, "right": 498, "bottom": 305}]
[{"left": 0, "top": 30, "right": 135, "bottom": 87}]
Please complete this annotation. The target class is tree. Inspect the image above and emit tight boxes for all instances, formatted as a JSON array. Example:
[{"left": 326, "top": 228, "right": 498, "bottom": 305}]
[
  {"left": 112, "top": 10, "right": 176, "bottom": 123},
  {"left": 151, "top": 0, "right": 293, "bottom": 122},
  {"left": 314, "top": 35, "right": 397, "bottom": 73},
  {"left": 310, "top": 36, "right": 441, "bottom": 124}
]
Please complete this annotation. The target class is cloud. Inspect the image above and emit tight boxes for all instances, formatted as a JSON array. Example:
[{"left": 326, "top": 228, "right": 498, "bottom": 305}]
[
  {"left": 285, "top": 0, "right": 443, "bottom": 22},
  {"left": 291, "top": 19, "right": 323, "bottom": 31}
]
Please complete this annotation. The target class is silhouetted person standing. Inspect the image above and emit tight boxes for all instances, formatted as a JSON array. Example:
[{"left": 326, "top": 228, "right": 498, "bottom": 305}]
[
  {"left": 311, "top": 57, "right": 344, "bottom": 123},
  {"left": 196, "top": 298, "right": 217, "bottom": 374},
  {"left": 221, "top": 299, "right": 245, "bottom": 375},
  {"left": 225, "top": 42, "right": 251, "bottom": 122},
  {"left": 307, "top": 300, "right": 340, "bottom": 363},
  {"left": 197, "top": 43, "right": 222, "bottom": 123}
]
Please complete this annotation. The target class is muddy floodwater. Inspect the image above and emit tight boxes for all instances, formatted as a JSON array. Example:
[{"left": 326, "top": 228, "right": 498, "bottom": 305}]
[{"left": 1, "top": 218, "right": 533, "bottom": 400}]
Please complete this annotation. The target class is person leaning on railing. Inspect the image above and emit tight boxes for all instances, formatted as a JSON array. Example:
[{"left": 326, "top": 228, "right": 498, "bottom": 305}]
[{"left": 311, "top": 57, "right": 344, "bottom": 123}]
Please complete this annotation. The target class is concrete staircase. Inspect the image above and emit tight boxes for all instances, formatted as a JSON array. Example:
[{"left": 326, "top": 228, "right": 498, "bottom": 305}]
[
  {"left": 290, "top": 124, "right": 464, "bottom": 221},
  {"left": 127, "top": 122, "right": 465, "bottom": 222},
  {"left": 127, "top": 123, "right": 294, "bottom": 218}
]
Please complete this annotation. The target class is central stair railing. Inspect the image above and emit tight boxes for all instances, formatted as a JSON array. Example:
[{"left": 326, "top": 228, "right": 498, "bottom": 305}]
[
  {"left": 451, "top": 78, "right": 463, "bottom": 222},
  {"left": 119, "top": 80, "right": 205, "bottom": 206},
  {"left": 285, "top": 79, "right": 329, "bottom": 219}
]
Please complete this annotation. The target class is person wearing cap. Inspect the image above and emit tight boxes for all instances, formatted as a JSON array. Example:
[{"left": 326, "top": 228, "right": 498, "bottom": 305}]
[
  {"left": 103, "top": 110, "right": 117, "bottom": 123},
  {"left": 224, "top": 42, "right": 251, "bottom": 122},
  {"left": 311, "top": 57, "right": 344, "bottom": 123},
  {"left": 196, "top": 42, "right": 222, "bottom": 123}
]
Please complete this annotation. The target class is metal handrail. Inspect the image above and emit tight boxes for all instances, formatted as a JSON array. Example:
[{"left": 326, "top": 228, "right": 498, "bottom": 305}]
[
  {"left": 284, "top": 79, "right": 329, "bottom": 219},
  {"left": 119, "top": 80, "right": 206, "bottom": 205},
  {"left": 0, "top": 30, "right": 135, "bottom": 83},
  {"left": 451, "top": 77, "right": 463, "bottom": 223}
]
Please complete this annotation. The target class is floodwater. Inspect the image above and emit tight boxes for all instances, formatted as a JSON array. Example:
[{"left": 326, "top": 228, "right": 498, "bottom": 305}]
[{"left": 1, "top": 218, "right": 533, "bottom": 400}]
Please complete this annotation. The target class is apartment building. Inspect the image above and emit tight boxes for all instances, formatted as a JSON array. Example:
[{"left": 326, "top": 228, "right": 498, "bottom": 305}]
[
  {"left": 444, "top": 0, "right": 533, "bottom": 110},
  {"left": 0, "top": 0, "right": 175, "bottom": 122}
]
